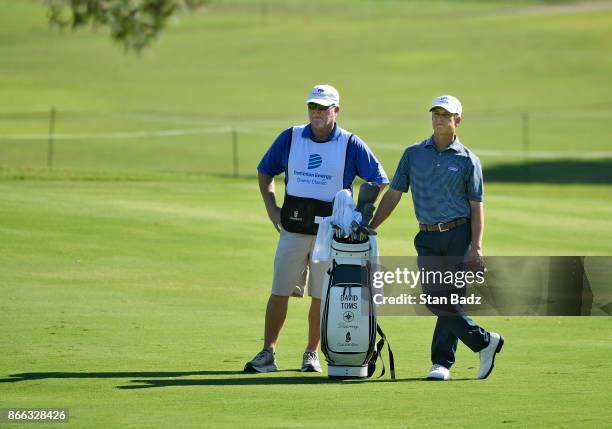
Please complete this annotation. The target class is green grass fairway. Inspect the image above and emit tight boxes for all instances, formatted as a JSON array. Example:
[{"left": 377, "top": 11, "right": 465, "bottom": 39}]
[
  {"left": 1, "top": 0, "right": 612, "bottom": 427},
  {"left": 1, "top": 174, "right": 611, "bottom": 427}
]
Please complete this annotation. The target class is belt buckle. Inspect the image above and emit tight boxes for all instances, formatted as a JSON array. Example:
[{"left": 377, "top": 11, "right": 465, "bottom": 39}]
[{"left": 437, "top": 222, "right": 449, "bottom": 232}]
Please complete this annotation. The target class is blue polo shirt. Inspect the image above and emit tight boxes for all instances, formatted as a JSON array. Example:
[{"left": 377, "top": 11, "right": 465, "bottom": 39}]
[
  {"left": 390, "top": 135, "right": 483, "bottom": 224},
  {"left": 258, "top": 124, "right": 388, "bottom": 189}
]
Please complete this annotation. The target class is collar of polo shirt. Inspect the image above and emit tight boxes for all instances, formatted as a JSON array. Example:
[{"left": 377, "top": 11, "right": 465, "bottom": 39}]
[
  {"left": 302, "top": 123, "right": 341, "bottom": 143},
  {"left": 426, "top": 135, "right": 465, "bottom": 153}
]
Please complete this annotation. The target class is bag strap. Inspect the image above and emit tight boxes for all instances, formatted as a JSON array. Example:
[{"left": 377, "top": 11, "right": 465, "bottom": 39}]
[
  {"left": 320, "top": 259, "right": 339, "bottom": 355},
  {"left": 374, "top": 324, "right": 396, "bottom": 380}
]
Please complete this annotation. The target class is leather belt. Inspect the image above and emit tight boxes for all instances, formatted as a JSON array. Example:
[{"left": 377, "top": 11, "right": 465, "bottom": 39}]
[{"left": 419, "top": 218, "right": 468, "bottom": 232}]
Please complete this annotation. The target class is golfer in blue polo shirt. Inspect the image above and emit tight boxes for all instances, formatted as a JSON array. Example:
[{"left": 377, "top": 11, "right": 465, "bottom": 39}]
[{"left": 370, "top": 95, "right": 504, "bottom": 381}]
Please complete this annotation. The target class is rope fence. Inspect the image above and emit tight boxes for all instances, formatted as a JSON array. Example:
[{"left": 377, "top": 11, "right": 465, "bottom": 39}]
[{"left": 1, "top": 108, "right": 611, "bottom": 179}]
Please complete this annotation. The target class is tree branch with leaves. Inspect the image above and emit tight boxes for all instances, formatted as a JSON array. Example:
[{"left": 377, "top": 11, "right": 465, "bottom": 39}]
[{"left": 46, "top": 0, "right": 208, "bottom": 52}]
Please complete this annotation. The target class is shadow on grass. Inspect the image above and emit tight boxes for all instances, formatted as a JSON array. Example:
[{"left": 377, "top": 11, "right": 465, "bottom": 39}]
[
  {"left": 210, "top": 160, "right": 612, "bottom": 184},
  {"left": 485, "top": 159, "right": 612, "bottom": 184},
  {"left": 117, "top": 376, "right": 438, "bottom": 389},
  {"left": 0, "top": 370, "right": 249, "bottom": 383},
  {"left": 212, "top": 160, "right": 612, "bottom": 184},
  {"left": 1, "top": 371, "right": 474, "bottom": 389},
  {"left": 117, "top": 376, "right": 479, "bottom": 389}
]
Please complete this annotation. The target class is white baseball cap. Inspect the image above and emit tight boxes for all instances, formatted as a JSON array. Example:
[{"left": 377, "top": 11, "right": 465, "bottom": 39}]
[
  {"left": 305, "top": 84, "right": 340, "bottom": 107},
  {"left": 429, "top": 95, "right": 462, "bottom": 117}
]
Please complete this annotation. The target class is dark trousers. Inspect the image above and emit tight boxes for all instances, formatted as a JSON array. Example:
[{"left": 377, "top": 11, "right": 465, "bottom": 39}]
[{"left": 414, "top": 222, "right": 489, "bottom": 369}]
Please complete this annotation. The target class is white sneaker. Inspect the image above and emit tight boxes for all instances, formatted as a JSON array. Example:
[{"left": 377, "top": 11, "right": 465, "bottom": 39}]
[
  {"left": 301, "top": 351, "right": 322, "bottom": 373},
  {"left": 426, "top": 364, "right": 450, "bottom": 380},
  {"left": 244, "top": 349, "right": 278, "bottom": 373},
  {"left": 477, "top": 332, "right": 504, "bottom": 379}
]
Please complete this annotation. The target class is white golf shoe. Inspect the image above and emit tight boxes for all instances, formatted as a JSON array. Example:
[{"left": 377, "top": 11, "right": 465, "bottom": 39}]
[
  {"left": 301, "top": 351, "right": 322, "bottom": 373},
  {"left": 477, "top": 332, "right": 504, "bottom": 379},
  {"left": 426, "top": 364, "right": 450, "bottom": 380},
  {"left": 244, "top": 349, "right": 278, "bottom": 373}
]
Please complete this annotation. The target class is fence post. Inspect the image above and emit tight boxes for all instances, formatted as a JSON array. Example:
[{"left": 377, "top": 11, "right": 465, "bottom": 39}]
[
  {"left": 522, "top": 112, "right": 530, "bottom": 182},
  {"left": 47, "top": 106, "right": 56, "bottom": 169},
  {"left": 260, "top": 1, "right": 268, "bottom": 25},
  {"left": 232, "top": 126, "right": 239, "bottom": 178}
]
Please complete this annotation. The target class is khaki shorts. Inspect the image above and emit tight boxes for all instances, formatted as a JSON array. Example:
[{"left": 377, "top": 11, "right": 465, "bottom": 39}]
[{"left": 271, "top": 229, "right": 328, "bottom": 299}]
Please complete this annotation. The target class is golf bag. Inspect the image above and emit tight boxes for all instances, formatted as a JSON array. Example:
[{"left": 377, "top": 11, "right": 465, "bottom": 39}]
[{"left": 320, "top": 235, "right": 395, "bottom": 379}]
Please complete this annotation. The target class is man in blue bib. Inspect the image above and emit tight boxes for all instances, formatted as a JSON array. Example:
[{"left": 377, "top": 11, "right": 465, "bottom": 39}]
[
  {"left": 370, "top": 95, "right": 504, "bottom": 381},
  {"left": 245, "top": 84, "right": 388, "bottom": 373}
]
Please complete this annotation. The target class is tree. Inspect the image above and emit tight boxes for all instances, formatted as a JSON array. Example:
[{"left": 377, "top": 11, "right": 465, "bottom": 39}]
[{"left": 46, "top": 0, "right": 208, "bottom": 53}]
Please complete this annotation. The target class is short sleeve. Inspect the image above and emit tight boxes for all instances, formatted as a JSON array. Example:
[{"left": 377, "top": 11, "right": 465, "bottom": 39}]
[
  {"left": 466, "top": 155, "right": 484, "bottom": 202},
  {"left": 257, "top": 128, "right": 292, "bottom": 176},
  {"left": 390, "top": 148, "right": 411, "bottom": 193}
]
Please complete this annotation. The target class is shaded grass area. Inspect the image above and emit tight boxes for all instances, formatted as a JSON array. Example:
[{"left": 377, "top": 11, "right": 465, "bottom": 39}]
[{"left": 485, "top": 159, "right": 612, "bottom": 183}]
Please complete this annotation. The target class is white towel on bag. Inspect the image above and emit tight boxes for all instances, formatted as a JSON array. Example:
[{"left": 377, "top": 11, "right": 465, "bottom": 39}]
[{"left": 312, "top": 189, "right": 378, "bottom": 262}]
